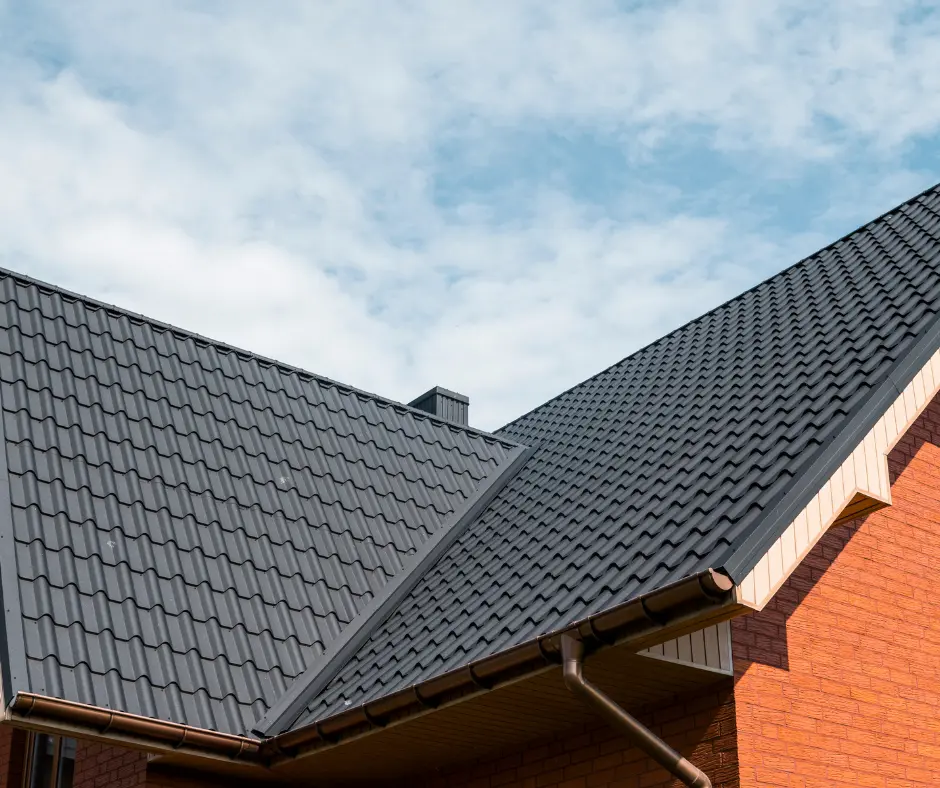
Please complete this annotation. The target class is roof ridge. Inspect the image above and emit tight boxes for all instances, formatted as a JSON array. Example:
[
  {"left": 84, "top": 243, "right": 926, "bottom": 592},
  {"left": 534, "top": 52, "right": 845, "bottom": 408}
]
[
  {"left": 497, "top": 180, "right": 940, "bottom": 435},
  {"left": 0, "top": 265, "right": 511, "bottom": 445},
  {"left": 252, "top": 443, "right": 535, "bottom": 738}
]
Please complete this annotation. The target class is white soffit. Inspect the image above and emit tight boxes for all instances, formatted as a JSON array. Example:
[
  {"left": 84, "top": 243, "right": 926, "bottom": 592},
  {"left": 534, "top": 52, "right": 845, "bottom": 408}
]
[{"left": 637, "top": 621, "right": 733, "bottom": 675}]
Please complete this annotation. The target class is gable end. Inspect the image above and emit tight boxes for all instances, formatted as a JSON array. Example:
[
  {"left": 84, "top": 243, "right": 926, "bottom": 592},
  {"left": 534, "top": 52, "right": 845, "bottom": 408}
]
[{"left": 738, "top": 346, "right": 940, "bottom": 609}]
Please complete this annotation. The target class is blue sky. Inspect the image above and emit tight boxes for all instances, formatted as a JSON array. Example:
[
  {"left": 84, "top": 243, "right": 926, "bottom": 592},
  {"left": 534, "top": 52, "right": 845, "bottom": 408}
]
[{"left": 1, "top": 1, "right": 939, "bottom": 428}]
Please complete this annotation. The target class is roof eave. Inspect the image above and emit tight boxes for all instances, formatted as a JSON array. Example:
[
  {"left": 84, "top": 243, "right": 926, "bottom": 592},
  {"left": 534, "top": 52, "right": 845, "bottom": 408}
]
[
  {"left": 6, "top": 692, "right": 261, "bottom": 762},
  {"left": 263, "top": 568, "right": 739, "bottom": 763}
]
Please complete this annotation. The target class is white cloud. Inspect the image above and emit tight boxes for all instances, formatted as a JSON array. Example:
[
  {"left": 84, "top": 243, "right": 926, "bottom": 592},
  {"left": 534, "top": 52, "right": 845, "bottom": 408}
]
[{"left": 0, "top": 1, "right": 939, "bottom": 428}]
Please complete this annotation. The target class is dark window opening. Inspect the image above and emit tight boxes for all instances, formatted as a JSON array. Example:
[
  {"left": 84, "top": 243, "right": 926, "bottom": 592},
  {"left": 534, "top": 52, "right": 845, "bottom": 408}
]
[{"left": 23, "top": 734, "right": 76, "bottom": 788}]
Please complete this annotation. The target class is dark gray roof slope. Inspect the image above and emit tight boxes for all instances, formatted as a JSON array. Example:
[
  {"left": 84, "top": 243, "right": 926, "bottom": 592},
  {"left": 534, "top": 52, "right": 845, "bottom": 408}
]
[
  {"left": 0, "top": 270, "right": 519, "bottom": 735},
  {"left": 287, "top": 183, "right": 940, "bottom": 729}
]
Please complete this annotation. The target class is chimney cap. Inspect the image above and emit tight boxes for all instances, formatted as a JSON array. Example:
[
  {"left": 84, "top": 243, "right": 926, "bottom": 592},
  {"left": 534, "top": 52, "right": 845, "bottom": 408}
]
[{"left": 408, "top": 386, "right": 470, "bottom": 425}]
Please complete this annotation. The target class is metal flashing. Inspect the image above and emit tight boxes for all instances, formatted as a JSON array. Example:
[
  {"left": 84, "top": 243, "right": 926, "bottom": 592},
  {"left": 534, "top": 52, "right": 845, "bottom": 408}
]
[{"left": 0, "top": 374, "right": 28, "bottom": 704}]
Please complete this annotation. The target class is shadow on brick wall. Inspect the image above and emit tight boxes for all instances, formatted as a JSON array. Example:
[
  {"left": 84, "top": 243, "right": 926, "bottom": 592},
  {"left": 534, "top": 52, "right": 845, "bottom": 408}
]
[{"left": 732, "top": 421, "right": 930, "bottom": 675}]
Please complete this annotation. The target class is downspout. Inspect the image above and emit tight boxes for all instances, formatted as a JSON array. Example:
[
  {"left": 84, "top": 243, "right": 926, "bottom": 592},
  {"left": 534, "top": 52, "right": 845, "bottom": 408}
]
[{"left": 560, "top": 634, "right": 712, "bottom": 788}]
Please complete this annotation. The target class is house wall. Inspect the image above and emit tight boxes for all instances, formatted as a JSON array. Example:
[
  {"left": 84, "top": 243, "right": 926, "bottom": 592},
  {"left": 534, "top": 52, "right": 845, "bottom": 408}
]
[
  {"left": 72, "top": 740, "right": 149, "bottom": 788},
  {"left": 407, "top": 684, "right": 739, "bottom": 788},
  {"left": 732, "top": 395, "right": 940, "bottom": 787},
  {"left": 0, "top": 725, "right": 29, "bottom": 788},
  {"left": 0, "top": 734, "right": 249, "bottom": 788}
]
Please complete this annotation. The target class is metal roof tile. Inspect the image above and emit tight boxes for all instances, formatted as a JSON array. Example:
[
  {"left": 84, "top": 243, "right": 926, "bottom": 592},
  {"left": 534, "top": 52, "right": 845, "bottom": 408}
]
[
  {"left": 290, "top": 182, "right": 940, "bottom": 729},
  {"left": 0, "top": 267, "right": 517, "bottom": 734}
]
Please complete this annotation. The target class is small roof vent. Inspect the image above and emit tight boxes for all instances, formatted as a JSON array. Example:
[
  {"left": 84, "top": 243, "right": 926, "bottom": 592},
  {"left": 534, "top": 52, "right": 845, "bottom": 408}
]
[{"left": 408, "top": 386, "right": 470, "bottom": 425}]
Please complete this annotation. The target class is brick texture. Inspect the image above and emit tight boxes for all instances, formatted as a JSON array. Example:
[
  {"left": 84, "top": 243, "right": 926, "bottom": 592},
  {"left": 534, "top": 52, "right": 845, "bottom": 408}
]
[
  {"left": 406, "top": 685, "right": 739, "bottom": 788},
  {"left": 0, "top": 725, "right": 29, "bottom": 788},
  {"left": 72, "top": 740, "right": 148, "bottom": 788},
  {"left": 732, "top": 394, "right": 940, "bottom": 787},
  {"left": 70, "top": 740, "right": 251, "bottom": 788}
]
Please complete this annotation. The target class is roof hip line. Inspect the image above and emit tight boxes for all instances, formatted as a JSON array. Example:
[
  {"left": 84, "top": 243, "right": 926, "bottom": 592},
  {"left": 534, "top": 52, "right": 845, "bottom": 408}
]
[{"left": 253, "top": 443, "right": 534, "bottom": 738}]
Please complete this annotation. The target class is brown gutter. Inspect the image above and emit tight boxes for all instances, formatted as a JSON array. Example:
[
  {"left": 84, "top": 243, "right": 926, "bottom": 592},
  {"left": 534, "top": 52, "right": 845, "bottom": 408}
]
[
  {"left": 5, "top": 569, "right": 736, "bottom": 768},
  {"left": 561, "top": 634, "right": 711, "bottom": 788},
  {"left": 8, "top": 693, "right": 261, "bottom": 761},
  {"left": 265, "top": 568, "right": 736, "bottom": 762}
]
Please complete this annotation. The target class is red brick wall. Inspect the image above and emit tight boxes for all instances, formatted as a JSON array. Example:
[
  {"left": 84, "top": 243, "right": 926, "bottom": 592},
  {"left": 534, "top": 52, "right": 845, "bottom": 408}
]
[
  {"left": 70, "top": 740, "right": 249, "bottom": 788},
  {"left": 72, "top": 740, "right": 149, "bottom": 788},
  {"left": 0, "top": 729, "right": 262, "bottom": 788},
  {"left": 732, "top": 396, "right": 940, "bottom": 787},
  {"left": 411, "top": 684, "right": 739, "bottom": 788},
  {"left": 0, "top": 724, "right": 29, "bottom": 788}
]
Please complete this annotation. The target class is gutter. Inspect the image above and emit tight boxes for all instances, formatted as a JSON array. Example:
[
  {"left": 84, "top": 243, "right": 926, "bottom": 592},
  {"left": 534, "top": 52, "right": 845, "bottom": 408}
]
[
  {"left": 561, "top": 634, "right": 711, "bottom": 788},
  {"left": 3, "top": 570, "right": 736, "bottom": 769},
  {"left": 7, "top": 693, "right": 261, "bottom": 761},
  {"left": 264, "top": 568, "right": 736, "bottom": 761}
]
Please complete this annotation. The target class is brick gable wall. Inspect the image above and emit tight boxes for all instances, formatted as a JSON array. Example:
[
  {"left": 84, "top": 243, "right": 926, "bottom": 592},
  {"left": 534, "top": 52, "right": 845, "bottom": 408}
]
[
  {"left": 407, "top": 684, "right": 739, "bottom": 788},
  {"left": 731, "top": 395, "right": 940, "bottom": 787}
]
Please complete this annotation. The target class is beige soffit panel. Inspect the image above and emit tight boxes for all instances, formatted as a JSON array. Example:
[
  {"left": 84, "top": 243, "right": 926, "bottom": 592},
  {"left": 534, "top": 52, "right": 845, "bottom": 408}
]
[
  {"left": 637, "top": 621, "right": 733, "bottom": 675},
  {"left": 738, "top": 349, "right": 940, "bottom": 611}
]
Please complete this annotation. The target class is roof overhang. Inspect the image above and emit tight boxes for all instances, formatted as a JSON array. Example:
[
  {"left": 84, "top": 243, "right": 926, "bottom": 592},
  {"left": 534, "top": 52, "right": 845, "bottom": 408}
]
[
  {"left": 260, "top": 569, "right": 740, "bottom": 766},
  {"left": 1, "top": 692, "right": 272, "bottom": 782},
  {"left": 269, "top": 643, "right": 733, "bottom": 786}
]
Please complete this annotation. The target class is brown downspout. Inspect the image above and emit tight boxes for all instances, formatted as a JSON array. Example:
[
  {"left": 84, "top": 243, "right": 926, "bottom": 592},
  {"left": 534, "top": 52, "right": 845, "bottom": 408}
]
[{"left": 560, "top": 634, "right": 712, "bottom": 788}]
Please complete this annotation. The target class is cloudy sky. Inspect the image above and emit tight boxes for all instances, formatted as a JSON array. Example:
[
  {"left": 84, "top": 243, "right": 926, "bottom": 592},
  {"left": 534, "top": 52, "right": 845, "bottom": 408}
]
[{"left": 1, "top": 1, "right": 939, "bottom": 429}]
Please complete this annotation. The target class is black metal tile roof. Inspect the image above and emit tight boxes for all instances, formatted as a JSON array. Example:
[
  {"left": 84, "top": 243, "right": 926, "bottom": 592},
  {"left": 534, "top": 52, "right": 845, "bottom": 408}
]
[
  {"left": 0, "top": 270, "right": 519, "bottom": 735},
  {"left": 284, "top": 183, "right": 940, "bottom": 730}
]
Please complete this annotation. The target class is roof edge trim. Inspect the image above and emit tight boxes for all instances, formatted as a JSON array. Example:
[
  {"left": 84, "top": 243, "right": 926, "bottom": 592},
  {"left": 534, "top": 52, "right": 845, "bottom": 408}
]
[
  {"left": 718, "top": 305, "right": 940, "bottom": 583},
  {"left": 0, "top": 372, "right": 29, "bottom": 703},
  {"left": 0, "top": 267, "right": 509, "bottom": 443},
  {"left": 254, "top": 443, "right": 536, "bottom": 737}
]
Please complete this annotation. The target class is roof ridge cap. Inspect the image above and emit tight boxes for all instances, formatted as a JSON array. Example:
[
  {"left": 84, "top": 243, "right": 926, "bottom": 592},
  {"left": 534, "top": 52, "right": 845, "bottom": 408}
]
[
  {"left": 0, "top": 265, "right": 511, "bottom": 444},
  {"left": 252, "top": 443, "right": 534, "bottom": 738},
  {"left": 497, "top": 181, "right": 940, "bottom": 436}
]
